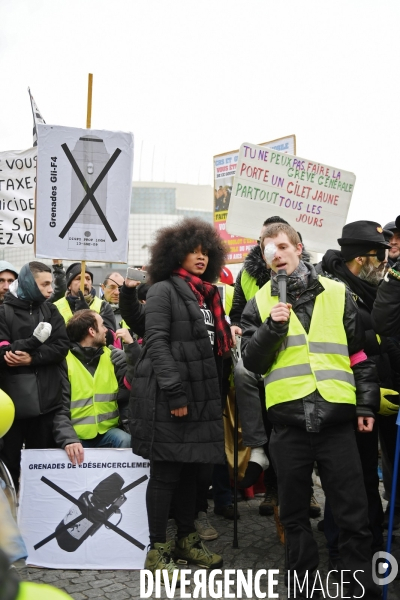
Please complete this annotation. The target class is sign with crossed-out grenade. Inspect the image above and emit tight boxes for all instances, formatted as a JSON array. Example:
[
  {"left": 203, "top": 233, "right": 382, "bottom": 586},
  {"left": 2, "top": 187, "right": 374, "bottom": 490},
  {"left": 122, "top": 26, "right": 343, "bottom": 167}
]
[{"left": 35, "top": 124, "right": 134, "bottom": 263}]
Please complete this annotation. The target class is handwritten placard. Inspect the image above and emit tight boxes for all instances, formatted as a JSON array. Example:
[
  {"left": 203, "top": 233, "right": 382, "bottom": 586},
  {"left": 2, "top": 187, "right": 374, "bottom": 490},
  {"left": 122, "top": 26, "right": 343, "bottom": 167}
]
[
  {"left": 0, "top": 147, "right": 36, "bottom": 248},
  {"left": 214, "top": 136, "right": 296, "bottom": 263},
  {"left": 226, "top": 142, "right": 356, "bottom": 253}
]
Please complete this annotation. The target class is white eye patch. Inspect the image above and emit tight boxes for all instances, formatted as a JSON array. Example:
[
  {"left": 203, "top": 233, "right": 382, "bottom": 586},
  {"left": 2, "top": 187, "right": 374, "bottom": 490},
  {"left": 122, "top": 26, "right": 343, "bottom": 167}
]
[{"left": 264, "top": 243, "right": 278, "bottom": 264}]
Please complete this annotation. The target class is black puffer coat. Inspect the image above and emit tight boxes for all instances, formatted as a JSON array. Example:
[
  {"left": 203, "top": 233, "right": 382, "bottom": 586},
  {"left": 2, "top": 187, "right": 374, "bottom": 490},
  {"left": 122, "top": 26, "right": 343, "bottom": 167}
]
[{"left": 119, "top": 277, "right": 225, "bottom": 464}]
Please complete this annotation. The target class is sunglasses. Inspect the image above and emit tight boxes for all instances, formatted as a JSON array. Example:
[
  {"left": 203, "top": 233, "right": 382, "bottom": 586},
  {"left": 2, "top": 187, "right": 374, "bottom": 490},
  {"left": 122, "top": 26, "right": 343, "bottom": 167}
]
[{"left": 361, "top": 248, "right": 387, "bottom": 262}]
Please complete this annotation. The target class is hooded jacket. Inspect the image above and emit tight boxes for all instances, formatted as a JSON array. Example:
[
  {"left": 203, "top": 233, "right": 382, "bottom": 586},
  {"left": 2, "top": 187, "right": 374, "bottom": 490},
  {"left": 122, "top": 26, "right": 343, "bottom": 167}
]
[
  {"left": 119, "top": 279, "right": 225, "bottom": 464},
  {"left": 0, "top": 270, "right": 69, "bottom": 417},
  {"left": 241, "top": 263, "right": 379, "bottom": 431}
]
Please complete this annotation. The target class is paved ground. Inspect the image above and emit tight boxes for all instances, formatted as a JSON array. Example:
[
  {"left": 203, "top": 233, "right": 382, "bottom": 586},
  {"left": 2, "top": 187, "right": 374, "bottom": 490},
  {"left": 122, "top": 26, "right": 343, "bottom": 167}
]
[{"left": 13, "top": 479, "right": 400, "bottom": 599}]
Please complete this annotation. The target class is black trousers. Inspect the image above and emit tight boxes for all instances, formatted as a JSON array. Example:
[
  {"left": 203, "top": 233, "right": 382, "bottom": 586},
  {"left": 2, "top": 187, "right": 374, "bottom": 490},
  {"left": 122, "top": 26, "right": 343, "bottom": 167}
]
[
  {"left": 0, "top": 412, "right": 57, "bottom": 491},
  {"left": 147, "top": 460, "right": 198, "bottom": 547},
  {"left": 269, "top": 422, "right": 380, "bottom": 598},
  {"left": 378, "top": 413, "right": 400, "bottom": 506},
  {"left": 324, "top": 421, "right": 383, "bottom": 557}
]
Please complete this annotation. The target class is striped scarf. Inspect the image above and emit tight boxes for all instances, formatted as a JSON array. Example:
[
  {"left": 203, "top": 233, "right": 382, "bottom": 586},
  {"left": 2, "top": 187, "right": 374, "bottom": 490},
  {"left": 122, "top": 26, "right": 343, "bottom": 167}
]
[{"left": 173, "top": 267, "right": 232, "bottom": 356}]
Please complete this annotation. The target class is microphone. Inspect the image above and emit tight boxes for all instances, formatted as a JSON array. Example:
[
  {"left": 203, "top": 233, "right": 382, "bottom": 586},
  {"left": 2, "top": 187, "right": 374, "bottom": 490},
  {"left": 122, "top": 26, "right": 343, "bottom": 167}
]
[{"left": 276, "top": 269, "right": 287, "bottom": 304}]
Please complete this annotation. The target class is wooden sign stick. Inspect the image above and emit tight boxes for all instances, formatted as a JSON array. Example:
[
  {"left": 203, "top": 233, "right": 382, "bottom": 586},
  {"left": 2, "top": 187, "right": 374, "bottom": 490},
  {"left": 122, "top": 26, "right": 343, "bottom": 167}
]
[{"left": 80, "top": 73, "right": 93, "bottom": 293}]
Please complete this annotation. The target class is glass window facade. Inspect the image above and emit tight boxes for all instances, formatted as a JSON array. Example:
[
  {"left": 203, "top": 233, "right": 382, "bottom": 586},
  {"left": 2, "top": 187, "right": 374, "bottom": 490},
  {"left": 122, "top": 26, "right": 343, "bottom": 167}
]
[{"left": 0, "top": 185, "right": 213, "bottom": 270}]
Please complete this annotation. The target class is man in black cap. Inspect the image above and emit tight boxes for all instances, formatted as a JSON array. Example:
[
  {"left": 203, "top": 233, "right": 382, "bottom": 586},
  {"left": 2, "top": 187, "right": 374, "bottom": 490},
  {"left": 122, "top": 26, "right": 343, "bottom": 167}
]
[
  {"left": 383, "top": 220, "right": 400, "bottom": 266},
  {"left": 372, "top": 214, "right": 400, "bottom": 335},
  {"left": 316, "top": 220, "right": 400, "bottom": 561},
  {"left": 54, "top": 262, "right": 115, "bottom": 334}
]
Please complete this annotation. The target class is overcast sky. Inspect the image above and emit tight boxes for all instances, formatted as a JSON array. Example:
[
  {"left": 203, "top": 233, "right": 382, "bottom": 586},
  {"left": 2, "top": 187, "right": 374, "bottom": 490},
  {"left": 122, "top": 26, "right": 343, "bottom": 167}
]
[{"left": 1, "top": 0, "right": 400, "bottom": 226}]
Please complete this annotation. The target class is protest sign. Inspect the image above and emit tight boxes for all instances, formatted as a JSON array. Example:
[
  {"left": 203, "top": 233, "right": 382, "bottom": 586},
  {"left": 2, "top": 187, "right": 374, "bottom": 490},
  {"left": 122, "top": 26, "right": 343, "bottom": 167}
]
[
  {"left": 226, "top": 142, "right": 356, "bottom": 253},
  {"left": 214, "top": 135, "right": 296, "bottom": 263},
  {"left": 18, "top": 448, "right": 149, "bottom": 569},
  {"left": 0, "top": 147, "right": 36, "bottom": 248},
  {"left": 35, "top": 124, "right": 134, "bottom": 262}
]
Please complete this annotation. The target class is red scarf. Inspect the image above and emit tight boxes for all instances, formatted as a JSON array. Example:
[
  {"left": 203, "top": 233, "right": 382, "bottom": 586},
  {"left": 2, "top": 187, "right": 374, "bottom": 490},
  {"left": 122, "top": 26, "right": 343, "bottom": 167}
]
[{"left": 173, "top": 267, "right": 232, "bottom": 356}]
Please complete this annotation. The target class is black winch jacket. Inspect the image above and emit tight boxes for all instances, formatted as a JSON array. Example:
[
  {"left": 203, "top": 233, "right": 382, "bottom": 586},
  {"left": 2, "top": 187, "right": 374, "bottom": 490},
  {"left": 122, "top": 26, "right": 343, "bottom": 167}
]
[{"left": 241, "top": 265, "right": 379, "bottom": 431}]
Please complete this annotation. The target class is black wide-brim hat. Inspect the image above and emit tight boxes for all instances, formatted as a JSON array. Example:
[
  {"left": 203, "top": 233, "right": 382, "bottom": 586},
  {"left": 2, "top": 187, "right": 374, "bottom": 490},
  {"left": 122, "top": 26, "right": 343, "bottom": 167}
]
[
  {"left": 395, "top": 215, "right": 400, "bottom": 230},
  {"left": 338, "top": 220, "right": 391, "bottom": 248}
]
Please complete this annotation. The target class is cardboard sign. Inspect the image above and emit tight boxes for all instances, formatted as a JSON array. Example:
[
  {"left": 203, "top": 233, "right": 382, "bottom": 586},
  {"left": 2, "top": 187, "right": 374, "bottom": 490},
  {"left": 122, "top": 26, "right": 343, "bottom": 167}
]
[
  {"left": 35, "top": 125, "right": 134, "bottom": 262},
  {"left": 0, "top": 147, "right": 36, "bottom": 248},
  {"left": 226, "top": 142, "right": 355, "bottom": 253},
  {"left": 18, "top": 449, "right": 149, "bottom": 569},
  {"left": 214, "top": 136, "right": 296, "bottom": 263}
]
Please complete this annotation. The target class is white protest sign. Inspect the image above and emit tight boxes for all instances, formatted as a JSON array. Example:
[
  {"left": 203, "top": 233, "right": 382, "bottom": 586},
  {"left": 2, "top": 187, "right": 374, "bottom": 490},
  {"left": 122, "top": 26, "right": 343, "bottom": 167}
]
[
  {"left": 214, "top": 135, "right": 296, "bottom": 263},
  {"left": 226, "top": 142, "right": 356, "bottom": 253},
  {"left": 35, "top": 124, "right": 133, "bottom": 262},
  {"left": 18, "top": 449, "right": 149, "bottom": 569},
  {"left": 0, "top": 147, "right": 36, "bottom": 248}
]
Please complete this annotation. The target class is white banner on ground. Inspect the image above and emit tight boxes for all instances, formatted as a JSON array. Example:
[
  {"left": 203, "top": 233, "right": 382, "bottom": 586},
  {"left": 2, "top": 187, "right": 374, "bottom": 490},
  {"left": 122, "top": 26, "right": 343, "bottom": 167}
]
[
  {"left": 35, "top": 124, "right": 134, "bottom": 262},
  {"left": 226, "top": 142, "right": 356, "bottom": 253},
  {"left": 0, "top": 147, "right": 36, "bottom": 248},
  {"left": 18, "top": 449, "right": 149, "bottom": 569}
]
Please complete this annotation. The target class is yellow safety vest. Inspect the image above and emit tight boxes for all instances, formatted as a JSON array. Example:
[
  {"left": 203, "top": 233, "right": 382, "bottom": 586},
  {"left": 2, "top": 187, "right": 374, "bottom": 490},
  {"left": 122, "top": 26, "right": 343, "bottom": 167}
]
[
  {"left": 54, "top": 296, "right": 103, "bottom": 323},
  {"left": 241, "top": 270, "right": 260, "bottom": 301},
  {"left": 17, "top": 582, "right": 73, "bottom": 599},
  {"left": 66, "top": 347, "right": 119, "bottom": 439},
  {"left": 225, "top": 284, "right": 234, "bottom": 316},
  {"left": 255, "top": 276, "right": 356, "bottom": 409},
  {"left": 119, "top": 318, "right": 129, "bottom": 330}
]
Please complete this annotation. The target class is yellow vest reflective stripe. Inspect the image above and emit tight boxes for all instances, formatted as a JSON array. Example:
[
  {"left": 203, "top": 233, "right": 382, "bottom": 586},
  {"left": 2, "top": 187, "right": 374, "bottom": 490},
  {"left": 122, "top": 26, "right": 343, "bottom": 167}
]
[
  {"left": 66, "top": 347, "right": 119, "bottom": 439},
  {"left": 241, "top": 270, "right": 260, "bottom": 301},
  {"left": 255, "top": 276, "right": 356, "bottom": 409},
  {"left": 54, "top": 296, "right": 103, "bottom": 323},
  {"left": 225, "top": 285, "right": 234, "bottom": 316}
]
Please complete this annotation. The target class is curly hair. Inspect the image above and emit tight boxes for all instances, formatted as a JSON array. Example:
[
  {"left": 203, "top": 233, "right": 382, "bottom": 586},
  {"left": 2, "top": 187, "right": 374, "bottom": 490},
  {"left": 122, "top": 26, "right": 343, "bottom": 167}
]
[{"left": 147, "top": 217, "right": 228, "bottom": 284}]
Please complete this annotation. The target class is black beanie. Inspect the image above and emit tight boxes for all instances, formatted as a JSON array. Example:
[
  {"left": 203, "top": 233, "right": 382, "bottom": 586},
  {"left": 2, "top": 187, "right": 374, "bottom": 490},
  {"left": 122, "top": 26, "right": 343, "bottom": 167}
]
[{"left": 66, "top": 263, "right": 94, "bottom": 288}]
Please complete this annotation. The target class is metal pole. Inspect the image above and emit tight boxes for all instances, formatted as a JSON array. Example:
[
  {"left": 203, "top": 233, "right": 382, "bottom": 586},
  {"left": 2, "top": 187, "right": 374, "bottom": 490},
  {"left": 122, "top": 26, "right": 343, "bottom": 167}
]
[
  {"left": 233, "top": 389, "right": 239, "bottom": 548},
  {"left": 80, "top": 73, "right": 93, "bottom": 293},
  {"left": 382, "top": 424, "right": 400, "bottom": 600}
]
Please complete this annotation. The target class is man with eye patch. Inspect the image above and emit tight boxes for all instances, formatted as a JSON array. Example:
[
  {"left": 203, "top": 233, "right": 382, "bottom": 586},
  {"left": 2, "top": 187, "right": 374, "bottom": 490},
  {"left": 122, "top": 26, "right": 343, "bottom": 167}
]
[{"left": 316, "top": 220, "right": 399, "bottom": 570}]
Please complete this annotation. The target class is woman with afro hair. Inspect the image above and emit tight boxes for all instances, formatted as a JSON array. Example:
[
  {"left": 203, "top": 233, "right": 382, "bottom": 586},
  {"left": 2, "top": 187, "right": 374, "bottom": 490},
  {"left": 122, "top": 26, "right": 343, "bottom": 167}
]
[{"left": 119, "top": 218, "right": 232, "bottom": 582}]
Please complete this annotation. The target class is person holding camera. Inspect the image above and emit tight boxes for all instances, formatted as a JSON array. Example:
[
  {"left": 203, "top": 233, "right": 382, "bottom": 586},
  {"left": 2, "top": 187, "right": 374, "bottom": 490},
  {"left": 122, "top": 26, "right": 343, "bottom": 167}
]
[{"left": 120, "top": 217, "right": 230, "bottom": 582}]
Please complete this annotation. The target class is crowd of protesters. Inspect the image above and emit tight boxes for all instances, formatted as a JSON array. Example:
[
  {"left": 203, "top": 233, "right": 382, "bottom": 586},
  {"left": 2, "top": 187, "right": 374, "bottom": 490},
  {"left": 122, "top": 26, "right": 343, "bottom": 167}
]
[{"left": 1, "top": 214, "right": 400, "bottom": 598}]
